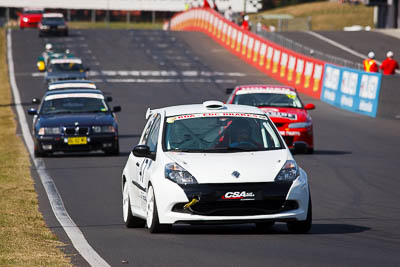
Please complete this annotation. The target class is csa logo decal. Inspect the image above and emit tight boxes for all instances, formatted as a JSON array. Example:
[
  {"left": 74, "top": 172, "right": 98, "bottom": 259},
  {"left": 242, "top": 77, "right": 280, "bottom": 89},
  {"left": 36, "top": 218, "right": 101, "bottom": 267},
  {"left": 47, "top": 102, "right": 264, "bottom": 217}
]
[{"left": 222, "top": 191, "right": 255, "bottom": 200}]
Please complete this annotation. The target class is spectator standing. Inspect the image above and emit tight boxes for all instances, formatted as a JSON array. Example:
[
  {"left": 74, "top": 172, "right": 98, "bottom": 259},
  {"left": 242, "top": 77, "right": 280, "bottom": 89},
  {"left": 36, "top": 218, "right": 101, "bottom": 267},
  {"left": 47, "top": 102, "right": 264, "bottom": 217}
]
[
  {"left": 363, "top": 51, "right": 379, "bottom": 73},
  {"left": 224, "top": 6, "right": 233, "bottom": 22},
  {"left": 380, "top": 51, "right": 399, "bottom": 75},
  {"left": 241, "top": 15, "right": 250, "bottom": 31},
  {"left": 203, "top": 0, "right": 210, "bottom": 8}
]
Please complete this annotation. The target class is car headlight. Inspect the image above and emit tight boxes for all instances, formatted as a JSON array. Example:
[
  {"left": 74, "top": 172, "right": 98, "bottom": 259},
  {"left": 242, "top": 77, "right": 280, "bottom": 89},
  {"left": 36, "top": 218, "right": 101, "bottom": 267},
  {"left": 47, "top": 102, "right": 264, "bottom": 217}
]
[
  {"left": 38, "top": 127, "right": 61, "bottom": 135},
  {"left": 275, "top": 160, "right": 299, "bottom": 182},
  {"left": 40, "top": 25, "right": 49, "bottom": 29},
  {"left": 165, "top": 163, "right": 198, "bottom": 185},
  {"left": 288, "top": 122, "right": 312, "bottom": 129},
  {"left": 23, "top": 17, "right": 29, "bottom": 22},
  {"left": 58, "top": 25, "right": 67, "bottom": 29},
  {"left": 92, "top": 125, "right": 115, "bottom": 133}
]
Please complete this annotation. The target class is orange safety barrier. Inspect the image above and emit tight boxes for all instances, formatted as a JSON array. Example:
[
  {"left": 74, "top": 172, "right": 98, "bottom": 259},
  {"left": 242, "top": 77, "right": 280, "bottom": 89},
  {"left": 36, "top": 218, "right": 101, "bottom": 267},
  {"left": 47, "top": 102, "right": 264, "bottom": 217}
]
[{"left": 169, "top": 8, "right": 324, "bottom": 99}]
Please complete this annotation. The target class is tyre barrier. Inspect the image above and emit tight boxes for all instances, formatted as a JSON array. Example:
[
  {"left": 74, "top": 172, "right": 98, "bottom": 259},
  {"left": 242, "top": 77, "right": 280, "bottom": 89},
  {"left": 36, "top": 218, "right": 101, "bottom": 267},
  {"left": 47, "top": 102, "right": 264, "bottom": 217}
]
[{"left": 167, "top": 8, "right": 385, "bottom": 118}]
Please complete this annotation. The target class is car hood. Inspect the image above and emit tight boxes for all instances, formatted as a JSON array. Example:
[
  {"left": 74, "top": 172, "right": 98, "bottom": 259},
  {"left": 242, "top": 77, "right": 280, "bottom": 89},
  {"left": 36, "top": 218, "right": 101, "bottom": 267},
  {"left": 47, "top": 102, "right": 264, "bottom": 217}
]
[
  {"left": 37, "top": 113, "right": 115, "bottom": 127},
  {"left": 21, "top": 14, "right": 42, "bottom": 20},
  {"left": 46, "top": 71, "right": 87, "bottom": 81},
  {"left": 165, "top": 149, "right": 288, "bottom": 183},
  {"left": 259, "top": 107, "right": 310, "bottom": 123}
]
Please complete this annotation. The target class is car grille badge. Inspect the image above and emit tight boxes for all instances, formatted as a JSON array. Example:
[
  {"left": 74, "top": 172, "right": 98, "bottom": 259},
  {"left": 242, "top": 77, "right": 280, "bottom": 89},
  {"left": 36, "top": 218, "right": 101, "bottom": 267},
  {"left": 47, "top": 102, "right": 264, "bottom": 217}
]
[{"left": 231, "top": 171, "right": 240, "bottom": 179}]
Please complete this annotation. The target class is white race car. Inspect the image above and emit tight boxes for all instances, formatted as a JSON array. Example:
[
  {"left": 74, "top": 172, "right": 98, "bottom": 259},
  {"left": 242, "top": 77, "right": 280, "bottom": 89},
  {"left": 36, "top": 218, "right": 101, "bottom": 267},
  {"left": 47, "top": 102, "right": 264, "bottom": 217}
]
[{"left": 122, "top": 101, "right": 312, "bottom": 233}]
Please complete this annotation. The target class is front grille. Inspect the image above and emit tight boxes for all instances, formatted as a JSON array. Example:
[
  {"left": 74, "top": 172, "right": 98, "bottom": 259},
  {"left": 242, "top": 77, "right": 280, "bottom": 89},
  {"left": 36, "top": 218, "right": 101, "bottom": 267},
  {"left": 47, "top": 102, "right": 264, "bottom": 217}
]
[
  {"left": 64, "top": 127, "right": 89, "bottom": 135},
  {"left": 172, "top": 200, "right": 298, "bottom": 216}
]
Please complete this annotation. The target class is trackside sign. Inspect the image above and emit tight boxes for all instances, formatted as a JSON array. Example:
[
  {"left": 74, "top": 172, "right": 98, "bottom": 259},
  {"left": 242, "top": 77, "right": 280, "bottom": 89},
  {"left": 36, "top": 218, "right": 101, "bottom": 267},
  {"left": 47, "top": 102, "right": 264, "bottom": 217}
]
[{"left": 321, "top": 64, "right": 382, "bottom": 117}]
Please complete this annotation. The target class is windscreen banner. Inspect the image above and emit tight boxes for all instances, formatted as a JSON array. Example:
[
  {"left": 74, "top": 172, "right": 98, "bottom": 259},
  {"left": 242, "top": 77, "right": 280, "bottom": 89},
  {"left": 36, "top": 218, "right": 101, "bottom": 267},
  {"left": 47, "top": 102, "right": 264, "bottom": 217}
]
[
  {"left": 321, "top": 64, "right": 382, "bottom": 117},
  {"left": 169, "top": 8, "right": 324, "bottom": 100}
]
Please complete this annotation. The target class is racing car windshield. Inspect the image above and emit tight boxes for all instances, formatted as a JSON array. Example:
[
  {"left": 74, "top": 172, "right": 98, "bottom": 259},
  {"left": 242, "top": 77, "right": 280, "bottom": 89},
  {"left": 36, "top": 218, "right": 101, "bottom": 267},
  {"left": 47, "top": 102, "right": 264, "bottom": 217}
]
[
  {"left": 42, "top": 17, "right": 65, "bottom": 25},
  {"left": 49, "top": 63, "right": 84, "bottom": 72},
  {"left": 164, "top": 113, "right": 283, "bottom": 152},
  {"left": 40, "top": 96, "right": 109, "bottom": 115},
  {"left": 234, "top": 93, "right": 303, "bottom": 108}
]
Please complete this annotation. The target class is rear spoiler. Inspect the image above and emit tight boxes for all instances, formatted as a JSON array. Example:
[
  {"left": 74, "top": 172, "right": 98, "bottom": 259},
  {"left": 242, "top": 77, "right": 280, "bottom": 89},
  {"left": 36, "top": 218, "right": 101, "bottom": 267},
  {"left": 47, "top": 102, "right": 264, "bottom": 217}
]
[{"left": 226, "top": 88, "right": 234, "bottom": 95}]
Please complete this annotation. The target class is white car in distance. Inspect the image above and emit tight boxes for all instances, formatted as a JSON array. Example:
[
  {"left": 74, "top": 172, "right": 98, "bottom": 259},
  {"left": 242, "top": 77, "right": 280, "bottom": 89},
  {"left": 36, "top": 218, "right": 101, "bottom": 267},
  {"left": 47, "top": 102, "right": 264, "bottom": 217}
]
[{"left": 122, "top": 101, "right": 312, "bottom": 233}]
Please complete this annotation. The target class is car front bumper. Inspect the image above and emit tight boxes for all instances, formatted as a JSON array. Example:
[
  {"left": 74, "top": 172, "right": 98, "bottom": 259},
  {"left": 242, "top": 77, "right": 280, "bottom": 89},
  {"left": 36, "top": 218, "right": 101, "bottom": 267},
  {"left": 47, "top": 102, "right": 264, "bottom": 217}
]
[
  {"left": 278, "top": 126, "right": 313, "bottom": 150},
  {"left": 34, "top": 134, "right": 118, "bottom": 153},
  {"left": 153, "top": 169, "right": 310, "bottom": 224}
]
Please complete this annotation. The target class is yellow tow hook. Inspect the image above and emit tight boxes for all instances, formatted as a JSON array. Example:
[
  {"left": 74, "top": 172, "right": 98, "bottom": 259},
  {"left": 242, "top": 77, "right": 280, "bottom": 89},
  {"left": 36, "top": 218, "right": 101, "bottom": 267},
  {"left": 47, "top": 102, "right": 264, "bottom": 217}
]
[{"left": 184, "top": 197, "right": 199, "bottom": 210}]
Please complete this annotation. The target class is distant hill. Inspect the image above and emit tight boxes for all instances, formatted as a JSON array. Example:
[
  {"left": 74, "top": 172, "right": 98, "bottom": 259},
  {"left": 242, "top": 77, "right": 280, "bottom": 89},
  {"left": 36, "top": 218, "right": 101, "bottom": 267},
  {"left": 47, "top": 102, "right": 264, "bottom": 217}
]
[{"left": 252, "top": 1, "right": 374, "bottom": 31}]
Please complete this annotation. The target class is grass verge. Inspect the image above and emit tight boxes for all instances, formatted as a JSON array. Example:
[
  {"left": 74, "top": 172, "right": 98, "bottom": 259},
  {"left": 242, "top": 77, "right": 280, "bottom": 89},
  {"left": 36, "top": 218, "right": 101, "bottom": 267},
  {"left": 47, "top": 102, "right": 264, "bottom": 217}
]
[
  {"left": 0, "top": 28, "right": 72, "bottom": 266},
  {"left": 68, "top": 21, "right": 163, "bottom": 29},
  {"left": 253, "top": 1, "right": 374, "bottom": 31}
]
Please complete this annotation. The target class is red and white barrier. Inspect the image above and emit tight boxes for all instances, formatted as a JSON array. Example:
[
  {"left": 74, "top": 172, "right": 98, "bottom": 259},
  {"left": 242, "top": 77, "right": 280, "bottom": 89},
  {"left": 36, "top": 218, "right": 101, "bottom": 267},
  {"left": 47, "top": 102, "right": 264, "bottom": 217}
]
[{"left": 169, "top": 8, "right": 324, "bottom": 99}]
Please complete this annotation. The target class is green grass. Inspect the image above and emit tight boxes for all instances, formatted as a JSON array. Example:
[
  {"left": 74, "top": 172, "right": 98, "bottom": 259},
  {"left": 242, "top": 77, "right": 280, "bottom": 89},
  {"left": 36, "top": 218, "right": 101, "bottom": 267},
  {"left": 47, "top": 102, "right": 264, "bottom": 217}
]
[
  {"left": 252, "top": 1, "right": 374, "bottom": 31},
  {"left": 68, "top": 21, "right": 163, "bottom": 30},
  {"left": 0, "top": 29, "right": 72, "bottom": 266}
]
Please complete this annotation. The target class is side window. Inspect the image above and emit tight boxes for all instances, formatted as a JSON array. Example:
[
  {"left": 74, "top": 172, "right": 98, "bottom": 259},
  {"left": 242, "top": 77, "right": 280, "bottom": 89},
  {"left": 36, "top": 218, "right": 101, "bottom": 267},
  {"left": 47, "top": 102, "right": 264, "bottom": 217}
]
[
  {"left": 139, "top": 114, "right": 156, "bottom": 145},
  {"left": 146, "top": 114, "right": 161, "bottom": 152}
]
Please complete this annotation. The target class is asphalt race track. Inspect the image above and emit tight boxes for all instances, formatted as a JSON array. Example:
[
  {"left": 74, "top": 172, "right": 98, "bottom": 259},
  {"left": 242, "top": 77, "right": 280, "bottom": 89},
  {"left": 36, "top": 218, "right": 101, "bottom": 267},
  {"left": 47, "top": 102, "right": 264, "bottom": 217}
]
[
  {"left": 11, "top": 29, "right": 400, "bottom": 267},
  {"left": 279, "top": 31, "right": 400, "bottom": 64}
]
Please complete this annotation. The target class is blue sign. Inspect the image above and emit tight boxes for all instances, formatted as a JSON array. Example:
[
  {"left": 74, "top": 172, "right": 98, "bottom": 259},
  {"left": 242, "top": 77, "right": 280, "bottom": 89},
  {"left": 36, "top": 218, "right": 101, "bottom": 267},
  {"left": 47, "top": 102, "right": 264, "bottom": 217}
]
[{"left": 320, "top": 64, "right": 382, "bottom": 117}]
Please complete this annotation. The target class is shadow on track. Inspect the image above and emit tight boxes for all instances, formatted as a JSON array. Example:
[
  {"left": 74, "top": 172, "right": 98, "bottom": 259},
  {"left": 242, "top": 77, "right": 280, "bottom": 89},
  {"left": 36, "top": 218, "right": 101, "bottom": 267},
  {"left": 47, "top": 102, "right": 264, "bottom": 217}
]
[{"left": 170, "top": 223, "right": 369, "bottom": 235}]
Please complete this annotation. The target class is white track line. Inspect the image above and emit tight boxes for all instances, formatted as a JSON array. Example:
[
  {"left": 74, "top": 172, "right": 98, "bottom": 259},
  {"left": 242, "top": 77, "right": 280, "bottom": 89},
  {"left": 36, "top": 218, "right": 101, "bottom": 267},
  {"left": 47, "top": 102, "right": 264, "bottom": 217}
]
[
  {"left": 7, "top": 29, "right": 110, "bottom": 267},
  {"left": 307, "top": 31, "right": 382, "bottom": 65}
]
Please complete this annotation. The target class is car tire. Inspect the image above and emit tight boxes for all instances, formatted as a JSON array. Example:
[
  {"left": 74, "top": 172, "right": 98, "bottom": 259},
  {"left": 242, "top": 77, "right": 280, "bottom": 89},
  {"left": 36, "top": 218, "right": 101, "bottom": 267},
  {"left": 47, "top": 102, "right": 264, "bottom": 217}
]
[
  {"left": 105, "top": 143, "right": 119, "bottom": 156},
  {"left": 123, "top": 182, "right": 145, "bottom": 228},
  {"left": 255, "top": 221, "right": 275, "bottom": 230},
  {"left": 287, "top": 197, "right": 312, "bottom": 234},
  {"left": 307, "top": 148, "right": 314, "bottom": 154},
  {"left": 146, "top": 185, "right": 171, "bottom": 233},
  {"left": 34, "top": 144, "right": 45, "bottom": 157}
]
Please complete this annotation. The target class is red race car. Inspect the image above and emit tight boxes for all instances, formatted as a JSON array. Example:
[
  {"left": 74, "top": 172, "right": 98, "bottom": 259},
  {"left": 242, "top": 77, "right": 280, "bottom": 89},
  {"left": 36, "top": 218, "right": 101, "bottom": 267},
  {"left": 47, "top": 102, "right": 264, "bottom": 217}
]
[
  {"left": 226, "top": 85, "right": 315, "bottom": 153},
  {"left": 18, "top": 8, "right": 44, "bottom": 29}
]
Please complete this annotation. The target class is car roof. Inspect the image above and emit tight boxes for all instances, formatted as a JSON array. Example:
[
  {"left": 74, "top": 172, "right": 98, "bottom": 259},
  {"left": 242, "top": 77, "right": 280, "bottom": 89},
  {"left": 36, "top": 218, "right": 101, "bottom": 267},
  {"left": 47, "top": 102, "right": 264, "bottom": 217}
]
[
  {"left": 43, "top": 13, "right": 64, "bottom": 18},
  {"left": 44, "top": 89, "right": 103, "bottom": 97},
  {"left": 152, "top": 101, "right": 266, "bottom": 117},
  {"left": 234, "top": 85, "right": 297, "bottom": 95},
  {"left": 47, "top": 80, "right": 97, "bottom": 90}
]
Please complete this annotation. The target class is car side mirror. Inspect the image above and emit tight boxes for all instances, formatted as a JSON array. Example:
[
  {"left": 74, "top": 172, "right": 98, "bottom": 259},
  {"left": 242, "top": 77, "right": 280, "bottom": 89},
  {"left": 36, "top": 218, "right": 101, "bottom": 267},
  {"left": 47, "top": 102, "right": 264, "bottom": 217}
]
[
  {"left": 27, "top": 108, "right": 37, "bottom": 115},
  {"left": 113, "top": 106, "right": 121, "bottom": 112},
  {"left": 304, "top": 103, "right": 315, "bottom": 110},
  {"left": 293, "top": 142, "right": 308, "bottom": 154},
  {"left": 32, "top": 98, "right": 40, "bottom": 104},
  {"left": 226, "top": 88, "right": 234, "bottom": 94},
  {"left": 106, "top": 96, "right": 113, "bottom": 102},
  {"left": 132, "top": 145, "right": 154, "bottom": 159},
  {"left": 85, "top": 67, "right": 90, "bottom": 71}
]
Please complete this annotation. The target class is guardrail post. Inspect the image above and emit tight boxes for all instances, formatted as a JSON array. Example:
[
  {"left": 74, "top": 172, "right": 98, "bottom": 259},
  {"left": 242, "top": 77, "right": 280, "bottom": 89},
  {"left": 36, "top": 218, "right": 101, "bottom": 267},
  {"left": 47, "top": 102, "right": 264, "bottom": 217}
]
[
  {"left": 91, "top": 10, "right": 96, "bottom": 23},
  {"left": 127, "top": 11, "right": 130, "bottom": 24},
  {"left": 152, "top": 11, "right": 156, "bottom": 24},
  {"left": 307, "top": 16, "right": 312, "bottom": 31}
]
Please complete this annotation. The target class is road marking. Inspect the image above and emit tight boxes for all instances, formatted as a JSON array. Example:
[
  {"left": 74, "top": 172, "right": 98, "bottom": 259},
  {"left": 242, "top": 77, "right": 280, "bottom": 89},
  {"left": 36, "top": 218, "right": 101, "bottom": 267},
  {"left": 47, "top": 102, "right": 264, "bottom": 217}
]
[
  {"left": 307, "top": 31, "right": 400, "bottom": 74},
  {"left": 7, "top": 29, "right": 110, "bottom": 267},
  {"left": 92, "top": 78, "right": 237, "bottom": 83},
  {"left": 306, "top": 31, "right": 368, "bottom": 60},
  {"left": 30, "top": 70, "right": 247, "bottom": 78}
]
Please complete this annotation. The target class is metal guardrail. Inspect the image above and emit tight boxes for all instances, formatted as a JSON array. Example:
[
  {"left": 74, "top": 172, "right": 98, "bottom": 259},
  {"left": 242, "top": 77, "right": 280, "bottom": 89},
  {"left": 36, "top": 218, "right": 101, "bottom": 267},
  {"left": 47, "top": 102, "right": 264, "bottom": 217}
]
[{"left": 255, "top": 28, "right": 364, "bottom": 70}]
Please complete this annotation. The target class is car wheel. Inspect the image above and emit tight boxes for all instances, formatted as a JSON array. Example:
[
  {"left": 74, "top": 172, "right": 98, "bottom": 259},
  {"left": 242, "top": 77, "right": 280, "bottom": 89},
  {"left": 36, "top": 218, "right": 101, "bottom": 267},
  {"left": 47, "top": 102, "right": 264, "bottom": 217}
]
[
  {"left": 287, "top": 197, "right": 312, "bottom": 234},
  {"left": 123, "top": 182, "right": 145, "bottom": 228},
  {"left": 34, "top": 144, "right": 45, "bottom": 157},
  {"left": 146, "top": 185, "right": 171, "bottom": 233},
  {"left": 105, "top": 143, "right": 119, "bottom": 156},
  {"left": 307, "top": 148, "right": 314, "bottom": 154},
  {"left": 255, "top": 221, "right": 275, "bottom": 231}
]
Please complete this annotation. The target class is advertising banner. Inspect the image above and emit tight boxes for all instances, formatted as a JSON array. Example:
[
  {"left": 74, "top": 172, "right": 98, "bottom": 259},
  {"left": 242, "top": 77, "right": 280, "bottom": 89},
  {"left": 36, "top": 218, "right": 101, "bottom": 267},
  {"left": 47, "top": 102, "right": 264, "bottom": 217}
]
[{"left": 321, "top": 64, "right": 382, "bottom": 117}]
